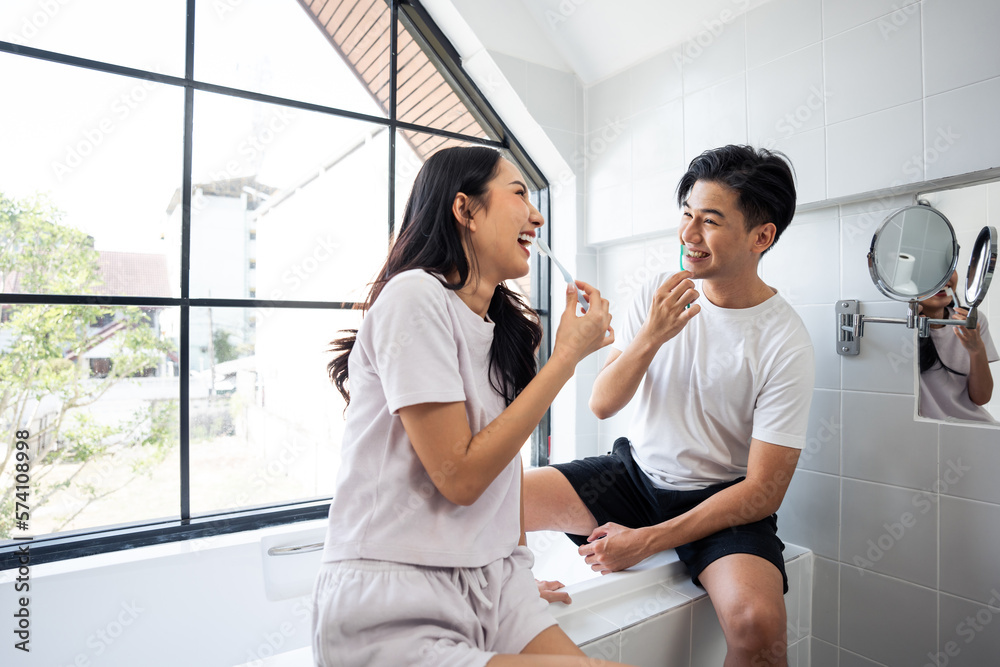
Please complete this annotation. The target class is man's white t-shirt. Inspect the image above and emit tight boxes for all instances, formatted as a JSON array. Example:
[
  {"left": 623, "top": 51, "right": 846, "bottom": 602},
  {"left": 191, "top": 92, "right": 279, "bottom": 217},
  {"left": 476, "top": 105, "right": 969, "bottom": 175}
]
[
  {"left": 321, "top": 270, "right": 520, "bottom": 568},
  {"left": 919, "top": 314, "right": 998, "bottom": 423},
  {"left": 614, "top": 272, "right": 816, "bottom": 490}
]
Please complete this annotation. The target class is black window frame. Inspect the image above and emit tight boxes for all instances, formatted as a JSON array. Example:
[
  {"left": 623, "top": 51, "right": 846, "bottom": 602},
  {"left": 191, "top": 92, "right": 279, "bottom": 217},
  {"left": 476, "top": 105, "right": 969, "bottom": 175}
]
[{"left": 0, "top": 0, "right": 551, "bottom": 569}]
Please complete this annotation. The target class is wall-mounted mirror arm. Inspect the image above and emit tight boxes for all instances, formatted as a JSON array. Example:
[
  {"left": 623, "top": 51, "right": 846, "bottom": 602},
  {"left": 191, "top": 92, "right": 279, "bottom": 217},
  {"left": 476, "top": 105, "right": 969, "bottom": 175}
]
[{"left": 836, "top": 300, "right": 982, "bottom": 355}]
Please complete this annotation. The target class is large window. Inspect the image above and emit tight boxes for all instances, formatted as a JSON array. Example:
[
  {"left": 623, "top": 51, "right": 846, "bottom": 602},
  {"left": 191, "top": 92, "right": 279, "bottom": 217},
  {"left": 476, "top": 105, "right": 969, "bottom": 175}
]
[{"left": 0, "top": 0, "right": 549, "bottom": 567}]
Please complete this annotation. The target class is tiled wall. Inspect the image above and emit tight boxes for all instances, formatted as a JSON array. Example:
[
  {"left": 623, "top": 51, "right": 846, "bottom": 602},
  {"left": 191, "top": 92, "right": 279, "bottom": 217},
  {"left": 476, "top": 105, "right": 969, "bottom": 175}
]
[
  {"left": 487, "top": 1, "right": 1000, "bottom": 664},
  {"left": 579, "top": 1, "right": 1000, "bottom": 665}
]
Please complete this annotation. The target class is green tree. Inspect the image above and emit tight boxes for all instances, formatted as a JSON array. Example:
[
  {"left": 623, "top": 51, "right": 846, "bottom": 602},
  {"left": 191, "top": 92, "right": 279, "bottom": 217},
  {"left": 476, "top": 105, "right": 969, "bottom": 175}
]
[{"left": 0, "top": 192, "right": 178, "bottom": 538}]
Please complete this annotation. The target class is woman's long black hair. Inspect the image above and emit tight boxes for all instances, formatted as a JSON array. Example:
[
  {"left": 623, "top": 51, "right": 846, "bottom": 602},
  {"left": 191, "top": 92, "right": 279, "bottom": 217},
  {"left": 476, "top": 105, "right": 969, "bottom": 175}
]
[
  {"left": 919, "top": 305, "right": 967, "bottom": 376},
  {"left": 327, "top": 146, "right": 542, "bottom": 407}
]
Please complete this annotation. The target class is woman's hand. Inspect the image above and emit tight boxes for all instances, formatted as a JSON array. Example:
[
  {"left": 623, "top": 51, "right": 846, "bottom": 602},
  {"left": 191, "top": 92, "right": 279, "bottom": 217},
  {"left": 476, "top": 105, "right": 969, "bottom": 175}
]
[
  {"left": 536, "top": 579, "right": 571, "bottom": 604},
  {"left": 952, "top": 308, "right": 987, "bottom": 354},
  {"left": 551, "top": 281, "right": 614, "bottom": 366}
]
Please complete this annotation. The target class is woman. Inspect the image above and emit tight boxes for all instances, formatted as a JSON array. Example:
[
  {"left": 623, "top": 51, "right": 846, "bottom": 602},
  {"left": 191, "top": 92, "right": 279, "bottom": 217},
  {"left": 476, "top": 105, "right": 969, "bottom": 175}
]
[
  {"left": 312, "top": 146, "right": 624, "bottom": 666},
  {"left": 917, "top": 271, "right": 997, "bottom": 422}
]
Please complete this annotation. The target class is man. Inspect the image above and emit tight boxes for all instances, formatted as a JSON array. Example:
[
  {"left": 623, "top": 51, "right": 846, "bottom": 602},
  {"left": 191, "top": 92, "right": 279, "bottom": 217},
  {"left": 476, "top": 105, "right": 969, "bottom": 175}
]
[{"left": 526, "top": 145, "right": 815, "bottom": 667}]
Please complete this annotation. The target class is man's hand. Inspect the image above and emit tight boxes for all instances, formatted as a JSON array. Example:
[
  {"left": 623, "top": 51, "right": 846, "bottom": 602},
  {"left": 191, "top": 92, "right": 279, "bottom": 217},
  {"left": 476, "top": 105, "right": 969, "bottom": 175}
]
[
  {"left": 636, "top": 271, "right": 701, "bottom": 348},
  {"left": 536, "top": 579, "right": 572, "bottom": 604},
  {"left": 578, "top": 523, "right": 650, "bottom": 574}
]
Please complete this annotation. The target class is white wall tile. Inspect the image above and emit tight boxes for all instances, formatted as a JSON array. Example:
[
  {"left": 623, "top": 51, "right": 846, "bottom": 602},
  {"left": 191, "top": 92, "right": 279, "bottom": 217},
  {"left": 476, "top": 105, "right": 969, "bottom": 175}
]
[
  {"left": 629, "top": 48, "right": 684, "bottom": 114},
  {"left": 580, "top": 633, "right": 620, "bottom": 662},
  {"left": 792, "top": 304, "right": 840, "bottom": 390},
  {"left": 812, "top": 557, "right": 839, "bottom": 645},
  {"left": 841, "top": 391, "right": 939, "bottom": 490},
  {"left": 632, "top": 169, "right": 685, "bottom": 238},
  {"left": 822, "top": 0, "right": 920, "bottom": 38},
  {"left": 823, "top": 11, "right": 922, "bottom": 125},
  {"left": 588, "top": 69, "right": 632, "bottom": 132},
  {"left": 780, "top": 469, "right": 840, "bottom": 560},
  {"left": 683, "top": 75, "right": 748, "bottom": 165},
  {"left": 838, "top": 565, "right": 937, "bottom": 667},
  {"left": 839, "top": 648, "right": 887, "bottom": 667},
  {"left": 924, "top": 77, "right": 1000, "bottom": 181},
  {"left": 839, "top": 478, "right": 938, "bottom": 587},
  {"left": 772, "top": 127, "right": 827, "bottom": 205},
  {"left": 619, "top": 605, "right": 692, "bottom": 667},
  {"left": 762, "top": 208, "right": 840, "bottom": 305},
  {"left": 811, "top": 637, "right": 838, "bottom": 666},
  {"left": 689, "top": 596, "right": 728, "bottom": 667},
  {"left": 586, "top": 183, "right": 632, "bottom": 245},
  {"left": 748, "top": 44, "right": 825, "bottom": 146},
  {"left": 631, "top": 100, "right": 685, "bottom": 176},
  {"left": 798, "top": 389, "right": 841, "bottom": 476},
  {"left": 826, "top": 101, "right": 923, "bottom": 200},
  {"left": 939, "top": 592, "right": 1000, "bottom": 666},
  {"left": 681, "top": 14, "right": 746, "bottom": 95},
  {"left": 923, "top": 0, "right": 1000, "bottom": 96},
  {"left": 939, "top": 495, "right": 1000, "bottom": 605},
  {"left": 939, "top": 424, "right": 1000, "bottom": 506},
  {"left": 586, "top": 120, "right": 632, "bottom": 192},
  {"left": 746, "top": 0, "right": 822, "bottom": 68},
  {"left": 840, "top": 301, "right": 917, "bottom": 395}
]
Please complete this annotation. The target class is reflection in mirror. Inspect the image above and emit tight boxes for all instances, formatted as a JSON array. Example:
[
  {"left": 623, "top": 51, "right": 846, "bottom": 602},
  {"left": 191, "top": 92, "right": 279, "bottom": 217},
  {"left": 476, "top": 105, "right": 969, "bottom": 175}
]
[
  {"left": 917, "top": 184, "right": 1000, "bottom": 426},
  {"left": 965, "top": 226, "right": 997, "bottom": 308},
  {"left": 869, "top": 205, "right": 958, "bottom": 300}
]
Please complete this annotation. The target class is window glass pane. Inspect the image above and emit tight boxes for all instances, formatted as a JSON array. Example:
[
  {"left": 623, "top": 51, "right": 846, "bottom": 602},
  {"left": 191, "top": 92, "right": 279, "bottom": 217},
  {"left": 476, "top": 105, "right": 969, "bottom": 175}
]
[
  {"left": 188, "top": 91, "right": 389, "bottom": 302},
  {"left": 0, "top": 0, "right": 186, "bottom": 75},
  {"left": 195, "top": 0, "right": 389, "bottom": 118},
  {"left": 396, "top": 16, "right": 490, "bottom": 138},
  {"left": 0, "top": 304, "right": 180, "bottom": 540},
  {"left": 189, "top": 306, "right": 359, "bottom": 514},
  {"left": 0, "top": 53, "right": 183, "bottom": 298},
  {"left": 394, "top": 131, "right": 536, "bottom": 304}
]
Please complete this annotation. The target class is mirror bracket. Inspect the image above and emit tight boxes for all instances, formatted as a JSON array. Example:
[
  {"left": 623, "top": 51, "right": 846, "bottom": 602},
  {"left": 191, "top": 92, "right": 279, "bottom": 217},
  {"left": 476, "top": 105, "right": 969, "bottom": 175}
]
[{"left": 836, "top": 300, "right": 980, "bottom": 356}]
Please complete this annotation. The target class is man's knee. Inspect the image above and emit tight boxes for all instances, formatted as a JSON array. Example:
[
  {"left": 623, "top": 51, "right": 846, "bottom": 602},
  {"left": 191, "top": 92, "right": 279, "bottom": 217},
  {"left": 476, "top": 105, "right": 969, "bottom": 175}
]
[{"left": 722, "top": 598, "right": 786, "bottom": 657}]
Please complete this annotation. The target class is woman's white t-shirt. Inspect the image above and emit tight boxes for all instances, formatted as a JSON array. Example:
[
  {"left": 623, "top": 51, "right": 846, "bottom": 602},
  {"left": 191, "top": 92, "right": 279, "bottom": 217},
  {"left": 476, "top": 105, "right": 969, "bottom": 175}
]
[
  {"left": 919, "top": 315, "right": 998, "bottom": 423},
  {"left": 615, "top": 273, "right": 816, "bottom": 490},
  {"left": 321, "top": 270, "right": 520, "bottom": 568}
]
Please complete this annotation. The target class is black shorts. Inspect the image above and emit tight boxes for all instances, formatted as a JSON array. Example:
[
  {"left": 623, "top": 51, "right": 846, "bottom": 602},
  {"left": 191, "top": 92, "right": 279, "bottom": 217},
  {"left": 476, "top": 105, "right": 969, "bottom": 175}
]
[{"left": 551, "top": 437, "right": 788, "bottom": 593}]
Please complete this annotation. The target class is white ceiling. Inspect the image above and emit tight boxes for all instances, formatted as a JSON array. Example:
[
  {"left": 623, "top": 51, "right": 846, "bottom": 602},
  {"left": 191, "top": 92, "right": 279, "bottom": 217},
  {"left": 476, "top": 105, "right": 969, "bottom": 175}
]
[{"left": 450, "top": 0, "right": 774, "bottom": 85}]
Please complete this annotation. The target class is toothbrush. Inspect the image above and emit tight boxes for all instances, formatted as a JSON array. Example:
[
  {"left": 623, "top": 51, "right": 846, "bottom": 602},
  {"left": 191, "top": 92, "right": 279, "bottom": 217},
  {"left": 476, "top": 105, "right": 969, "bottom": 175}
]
[
  {"left": 945, "top": 286, "right": 964, "bottom": 309},
  {"left": 680, "top": 244, "right": 690, "bottom": 308},
  {"left": 534, "top": 237, "right": 588, "bottom": 312}
]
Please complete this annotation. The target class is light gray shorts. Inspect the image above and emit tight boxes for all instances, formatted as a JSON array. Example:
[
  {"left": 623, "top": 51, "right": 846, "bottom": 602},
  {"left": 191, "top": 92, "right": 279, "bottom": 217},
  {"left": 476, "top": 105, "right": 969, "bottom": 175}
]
[{"left": 311, "top": 546, "right": 557, "bottom": 667}]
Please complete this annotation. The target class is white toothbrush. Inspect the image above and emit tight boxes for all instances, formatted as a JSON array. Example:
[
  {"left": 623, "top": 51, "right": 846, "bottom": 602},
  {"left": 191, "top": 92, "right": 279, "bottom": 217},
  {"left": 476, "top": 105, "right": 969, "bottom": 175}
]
[
  {"left": 945, "top": 286, "right": 963, "bottom": 309},
  {"left": 534, "top": 237, "right": 588, "bottom": 312}
]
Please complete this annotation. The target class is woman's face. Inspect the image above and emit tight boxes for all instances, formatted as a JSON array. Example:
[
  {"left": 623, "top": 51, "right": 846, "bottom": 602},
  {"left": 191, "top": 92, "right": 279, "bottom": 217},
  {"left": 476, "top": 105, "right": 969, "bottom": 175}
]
[
  {"left": 920, "top": 270, "right": 960, "bottom": 310},
  {"left": 466, "top": 158, "right": 544, "bottom": 283}
]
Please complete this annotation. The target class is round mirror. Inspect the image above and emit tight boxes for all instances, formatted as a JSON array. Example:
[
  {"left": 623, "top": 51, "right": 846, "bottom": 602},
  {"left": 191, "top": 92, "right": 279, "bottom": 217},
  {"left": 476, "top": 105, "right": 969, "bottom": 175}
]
[
  {"left": 868, "top": 205, "right": 959, "bottom": 301},
  {"left": 965, "top": 225, "right": 997, "bottom": 308}
]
